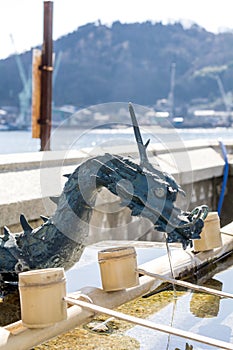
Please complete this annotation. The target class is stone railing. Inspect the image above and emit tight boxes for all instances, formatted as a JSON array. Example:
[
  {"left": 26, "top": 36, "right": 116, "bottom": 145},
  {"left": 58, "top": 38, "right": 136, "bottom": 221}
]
[{"left": 0, "top": 140, "right": 232, "bottom": 243}]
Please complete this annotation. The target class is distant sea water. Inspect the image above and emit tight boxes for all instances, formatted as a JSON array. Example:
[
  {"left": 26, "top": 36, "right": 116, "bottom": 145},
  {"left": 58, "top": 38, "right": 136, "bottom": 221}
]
[{"left": 0, "top": 126, "right": 233, "bottom": 155}]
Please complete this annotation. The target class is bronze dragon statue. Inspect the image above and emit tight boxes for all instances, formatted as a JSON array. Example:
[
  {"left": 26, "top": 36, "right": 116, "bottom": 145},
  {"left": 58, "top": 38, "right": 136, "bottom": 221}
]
[{"left": 0, "top": 103, "right": 208, "bottom": 281}]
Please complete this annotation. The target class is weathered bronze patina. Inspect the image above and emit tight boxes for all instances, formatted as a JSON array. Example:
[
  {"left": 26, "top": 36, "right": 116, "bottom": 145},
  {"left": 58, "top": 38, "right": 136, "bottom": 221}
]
[{"left": 0, "top": 103, "right": 208, "bottom": 280}]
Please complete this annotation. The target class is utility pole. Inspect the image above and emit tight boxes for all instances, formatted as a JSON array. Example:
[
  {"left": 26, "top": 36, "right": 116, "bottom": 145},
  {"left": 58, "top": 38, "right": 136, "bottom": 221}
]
[{"left": 39, "top": 1, "right": 53, "bottom": 151}]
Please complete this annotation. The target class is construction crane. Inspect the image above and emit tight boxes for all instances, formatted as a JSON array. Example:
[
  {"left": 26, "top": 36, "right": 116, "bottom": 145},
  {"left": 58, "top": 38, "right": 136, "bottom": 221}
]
[
  {"left": 214, "top": 75, "right": 231, "bottom": 112},
  {"left": 10, "top": 34, "right": 31, "bottom": 129},
  {"left": 196, "top": 65, "right": 232, "bottom": 126},
  {"left": 167, "top": 62, "right": 176, "bottom": 119},
  {"left": 210, "top": 74, "right": 232, "bottom": 125},
  {"left": 53, "top": 51, "right": 62, "bottom": 87}
]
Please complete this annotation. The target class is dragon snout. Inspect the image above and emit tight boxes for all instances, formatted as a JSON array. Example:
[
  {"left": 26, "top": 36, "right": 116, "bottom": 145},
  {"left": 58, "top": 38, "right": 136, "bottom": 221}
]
[
  {"left": 188, "top": 205, "right": 209, "bottom": 223},
  {"left": 165, "top": 205, "right": 209, "bottom": 249},
  {"left": 187, "top": 205, "right": 209, "bottom": 240}
]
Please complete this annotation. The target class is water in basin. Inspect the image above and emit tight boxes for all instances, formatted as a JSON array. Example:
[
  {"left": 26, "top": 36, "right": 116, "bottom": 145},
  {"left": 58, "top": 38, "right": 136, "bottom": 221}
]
[{"left": 1, "top": 244, "right": 233, "bottom": 349}]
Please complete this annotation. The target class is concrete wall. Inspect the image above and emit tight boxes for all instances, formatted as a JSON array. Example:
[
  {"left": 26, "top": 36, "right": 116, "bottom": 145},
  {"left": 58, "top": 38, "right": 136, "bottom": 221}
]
[{"left": 0, "top": 140, "right": 232, "bottom": 243}]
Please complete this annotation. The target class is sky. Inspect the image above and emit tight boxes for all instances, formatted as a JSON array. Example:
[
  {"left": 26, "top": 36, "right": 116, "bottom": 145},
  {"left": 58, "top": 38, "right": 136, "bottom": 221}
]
[{"left": 1, "top": 0, "right": 233, "bottom": 60}]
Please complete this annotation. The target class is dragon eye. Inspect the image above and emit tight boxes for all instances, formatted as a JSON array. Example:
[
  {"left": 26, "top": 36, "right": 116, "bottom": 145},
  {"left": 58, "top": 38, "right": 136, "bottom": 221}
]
[{"left": 154, "top": 187, "right": 166, "bottom": 198}]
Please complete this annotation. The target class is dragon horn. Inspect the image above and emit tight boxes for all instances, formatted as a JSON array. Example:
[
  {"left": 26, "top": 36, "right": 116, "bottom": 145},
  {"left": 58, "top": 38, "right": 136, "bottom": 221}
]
[
  {"left": 40, "top": 215, "right": 49, "bottom": 223},
  {"left": 129, "top": 102, "right": 149, "bottom": 167},
  {"left": 63, "top": 173, "right": 71, "bottom": 178},
  {"left": 3, "top": 226, "right": 11, "bottom": 238},
  {"left": 50, "top": 196, "right": 60, "bottom": 205},
  {"left": 20, "top": 214, "right": 33, "bottom": 233}
]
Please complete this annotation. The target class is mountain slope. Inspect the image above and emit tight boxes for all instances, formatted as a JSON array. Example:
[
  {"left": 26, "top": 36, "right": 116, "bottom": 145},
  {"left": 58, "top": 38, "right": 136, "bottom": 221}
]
[{"left": 1, "top": 21, "right": 233, "bottom": 109}]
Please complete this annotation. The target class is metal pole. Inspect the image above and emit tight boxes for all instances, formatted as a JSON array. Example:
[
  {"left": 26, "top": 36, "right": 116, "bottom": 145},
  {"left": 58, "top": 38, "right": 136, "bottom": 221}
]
[{"left": 39, "top": 1, "right": 53, "bottom": 151}]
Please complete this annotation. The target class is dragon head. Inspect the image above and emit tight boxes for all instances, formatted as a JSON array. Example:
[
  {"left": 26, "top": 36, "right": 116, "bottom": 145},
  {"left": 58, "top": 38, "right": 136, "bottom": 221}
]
[
  {"left": 95, "top": 103, "right": 208, "bottom": 249},
  {"left": 127, "top": 102, "right": 208, "bottom": 248}
]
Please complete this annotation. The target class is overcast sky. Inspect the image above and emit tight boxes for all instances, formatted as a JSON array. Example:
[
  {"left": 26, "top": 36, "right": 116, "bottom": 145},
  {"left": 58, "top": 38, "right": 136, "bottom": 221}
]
[{"left": 1, "top": 0, "right": 233, "bottom": 59}]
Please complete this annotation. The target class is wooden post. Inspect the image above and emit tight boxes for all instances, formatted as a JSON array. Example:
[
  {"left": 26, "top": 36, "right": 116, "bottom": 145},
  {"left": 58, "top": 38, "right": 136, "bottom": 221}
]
[
  {"left": 39, "top": 1, "right": 53, "bottom": 151},
  {"left": 31, "top": 49, "right": 42, "bottom": 139}
]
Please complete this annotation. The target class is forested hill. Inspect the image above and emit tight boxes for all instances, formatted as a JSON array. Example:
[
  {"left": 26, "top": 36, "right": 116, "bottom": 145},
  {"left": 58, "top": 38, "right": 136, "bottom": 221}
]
[{"left": 1, "top": 21, "right": 233, "bottom": 109}]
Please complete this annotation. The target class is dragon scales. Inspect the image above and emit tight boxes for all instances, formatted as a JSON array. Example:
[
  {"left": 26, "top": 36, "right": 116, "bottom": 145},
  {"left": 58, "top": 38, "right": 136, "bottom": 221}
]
[{"left": 0, "top": 103, "right": 208, "bottom": 280}]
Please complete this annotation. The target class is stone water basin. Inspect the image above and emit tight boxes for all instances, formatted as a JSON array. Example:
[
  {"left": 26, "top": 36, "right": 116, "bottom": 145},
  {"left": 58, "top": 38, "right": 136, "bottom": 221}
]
[{"left": 2, "top": 240, "right": 233, "bottom": 349}]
